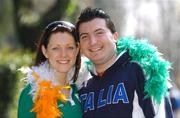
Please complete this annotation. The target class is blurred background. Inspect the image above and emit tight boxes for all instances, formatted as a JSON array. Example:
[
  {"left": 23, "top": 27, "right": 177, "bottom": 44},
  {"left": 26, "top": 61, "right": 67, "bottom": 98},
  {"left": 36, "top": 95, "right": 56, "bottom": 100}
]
[{"left": 0, "top": 0, "right": 180, "bottom": 117}]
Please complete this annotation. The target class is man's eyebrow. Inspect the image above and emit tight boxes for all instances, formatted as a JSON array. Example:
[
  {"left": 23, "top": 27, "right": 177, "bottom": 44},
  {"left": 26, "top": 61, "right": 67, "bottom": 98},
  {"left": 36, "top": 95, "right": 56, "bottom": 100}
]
[
  {"left": 94, "top": 28, "right": 105, "bottom": 32},
  {"left": 79, "top": 28, "right": 105, "bottom": 37}
]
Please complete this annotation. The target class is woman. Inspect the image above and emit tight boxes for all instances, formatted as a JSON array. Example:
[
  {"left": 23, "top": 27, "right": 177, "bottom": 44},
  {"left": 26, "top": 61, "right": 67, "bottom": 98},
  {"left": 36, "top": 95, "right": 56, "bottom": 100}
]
[{"left": 18, "top": 21, "right": 82, "bottom": 118}]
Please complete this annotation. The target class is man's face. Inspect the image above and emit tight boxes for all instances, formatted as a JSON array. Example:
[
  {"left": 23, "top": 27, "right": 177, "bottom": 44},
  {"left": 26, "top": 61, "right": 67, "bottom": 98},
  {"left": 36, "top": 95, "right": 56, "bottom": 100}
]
[{"left": 79, "top": 18, "right": 118, "bottom": 71}]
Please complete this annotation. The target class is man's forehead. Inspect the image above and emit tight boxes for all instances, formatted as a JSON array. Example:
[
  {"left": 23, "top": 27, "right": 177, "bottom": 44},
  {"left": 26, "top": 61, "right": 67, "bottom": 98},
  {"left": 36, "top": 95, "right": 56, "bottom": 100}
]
[{"left": 79, "top": 18, "right": 107, "bottom": 32}]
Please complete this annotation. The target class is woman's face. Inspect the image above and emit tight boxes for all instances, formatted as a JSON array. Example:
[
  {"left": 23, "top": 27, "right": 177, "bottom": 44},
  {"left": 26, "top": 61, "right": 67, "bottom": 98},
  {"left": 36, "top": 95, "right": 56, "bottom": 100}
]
[{"left": 42, "top": 31, "right": 79, "bottom": 74}]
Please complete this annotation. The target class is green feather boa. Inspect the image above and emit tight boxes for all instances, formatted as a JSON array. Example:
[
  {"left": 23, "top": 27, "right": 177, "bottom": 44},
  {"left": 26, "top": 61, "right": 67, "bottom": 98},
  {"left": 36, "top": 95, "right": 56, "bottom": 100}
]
[
  {"left": 116, "top": 36, "right": 171, "bottom": 104},
  {"left": 84, "top": 36, "right": 171, "bottom": 104}
]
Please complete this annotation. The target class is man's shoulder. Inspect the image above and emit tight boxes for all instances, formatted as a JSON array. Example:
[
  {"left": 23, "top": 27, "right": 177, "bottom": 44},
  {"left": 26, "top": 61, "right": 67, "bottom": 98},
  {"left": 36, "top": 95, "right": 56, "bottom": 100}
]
[{"left": 78, "top": 77, "right": 95, "bottom": 92}]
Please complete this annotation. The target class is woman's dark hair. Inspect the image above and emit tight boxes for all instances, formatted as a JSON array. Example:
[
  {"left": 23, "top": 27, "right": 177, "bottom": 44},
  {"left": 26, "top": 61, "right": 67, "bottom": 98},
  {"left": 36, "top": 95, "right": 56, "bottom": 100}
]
[{"left": 35, "top": 21, "right": 81, "bottom": 83}]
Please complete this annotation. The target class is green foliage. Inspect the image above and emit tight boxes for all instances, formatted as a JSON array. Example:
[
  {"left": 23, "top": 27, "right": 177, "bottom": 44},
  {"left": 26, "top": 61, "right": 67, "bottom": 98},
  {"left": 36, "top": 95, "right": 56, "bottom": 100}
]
[
  {"left": 0, "top": 48, "right": 34, "bottom": 117},
  {"left": 0, "top": 48, "right": 33, "bottom": 67},
  {"left": 65, "top": 0, "right": 78, "bottom": 17},
  {"left": 64, "top": 0, "right": 79, "bottom": 22}
]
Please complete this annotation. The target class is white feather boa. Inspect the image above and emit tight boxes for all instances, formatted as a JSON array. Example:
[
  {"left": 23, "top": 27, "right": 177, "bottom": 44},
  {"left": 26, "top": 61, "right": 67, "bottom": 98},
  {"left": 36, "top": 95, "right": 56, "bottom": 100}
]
[{"left": 19, "top": 58, "right": 91, "bottom": 100}]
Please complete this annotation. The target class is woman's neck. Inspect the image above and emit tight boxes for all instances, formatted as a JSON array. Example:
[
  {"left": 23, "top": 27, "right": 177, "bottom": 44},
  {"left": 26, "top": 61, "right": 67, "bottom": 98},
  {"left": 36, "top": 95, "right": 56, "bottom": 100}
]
[
  {"left": 54, "top": 70, "right": 70, "bottom": 99},
  {"left": 54, "top": 71, "right": 68, "bottom": 86}
]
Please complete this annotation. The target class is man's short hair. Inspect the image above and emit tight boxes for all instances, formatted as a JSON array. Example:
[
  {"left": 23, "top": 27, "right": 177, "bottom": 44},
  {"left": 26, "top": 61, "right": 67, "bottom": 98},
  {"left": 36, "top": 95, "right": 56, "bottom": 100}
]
[{"left": 76, "top": 7, "right": 116, "bottom": 38}]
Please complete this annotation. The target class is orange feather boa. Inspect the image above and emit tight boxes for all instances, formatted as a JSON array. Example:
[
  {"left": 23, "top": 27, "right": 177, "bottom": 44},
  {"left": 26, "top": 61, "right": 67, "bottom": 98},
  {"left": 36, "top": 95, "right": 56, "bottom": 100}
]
[{"left": 31, "top": 71, "right": 70, "bottom": 118}]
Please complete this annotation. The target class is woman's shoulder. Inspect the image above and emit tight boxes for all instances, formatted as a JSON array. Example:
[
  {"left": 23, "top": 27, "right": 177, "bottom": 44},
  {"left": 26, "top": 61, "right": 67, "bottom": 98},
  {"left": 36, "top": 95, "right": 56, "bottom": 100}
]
[
  {"left": 70, "top": 84, "right": 78, "bottom": 93},
  {"left": 19, "top": 84, "right": 33, "bottom": 102}
]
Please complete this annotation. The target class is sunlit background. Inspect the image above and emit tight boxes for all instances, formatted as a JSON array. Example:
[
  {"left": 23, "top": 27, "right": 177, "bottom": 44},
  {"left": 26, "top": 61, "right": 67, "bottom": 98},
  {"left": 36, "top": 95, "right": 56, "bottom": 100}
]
[{"left": 0, "top": 0, "right": 180, "bottom": 117}]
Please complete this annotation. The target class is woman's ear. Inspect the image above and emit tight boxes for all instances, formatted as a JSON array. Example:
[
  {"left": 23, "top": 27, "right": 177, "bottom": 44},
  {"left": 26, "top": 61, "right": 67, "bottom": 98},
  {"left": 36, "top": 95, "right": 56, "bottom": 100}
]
[
  {"left": 42, "top": 45, "right": 48, "bottom": 58},
  {"left": 76, "top": 43, "right": 80, "bottom": 56}
]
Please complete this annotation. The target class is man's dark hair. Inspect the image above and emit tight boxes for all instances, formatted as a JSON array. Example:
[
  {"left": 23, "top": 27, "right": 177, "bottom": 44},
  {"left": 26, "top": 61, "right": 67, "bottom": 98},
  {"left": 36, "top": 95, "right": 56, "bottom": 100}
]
[{"left": 76, "top": 7, "right": 116, "bottom": 38}]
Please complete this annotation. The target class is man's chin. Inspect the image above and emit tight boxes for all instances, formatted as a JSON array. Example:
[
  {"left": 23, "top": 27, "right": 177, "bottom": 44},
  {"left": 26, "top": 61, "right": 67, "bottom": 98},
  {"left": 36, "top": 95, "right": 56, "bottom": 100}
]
[{"left": 92, "top": 58, "right": 104, "bottom": 64}]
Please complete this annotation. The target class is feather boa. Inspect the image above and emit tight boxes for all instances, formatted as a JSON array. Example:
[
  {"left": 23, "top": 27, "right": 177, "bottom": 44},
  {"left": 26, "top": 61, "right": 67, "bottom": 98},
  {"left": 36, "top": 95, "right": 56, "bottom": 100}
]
[
  {"left": 19, "top": 61, "right": 72, "bottom": 118},
  {"left": 116, "top": 36, "right": 171, "bottom": 103},
  {"left": 84, "top": 36, "right": 171, "bottom": 104}
]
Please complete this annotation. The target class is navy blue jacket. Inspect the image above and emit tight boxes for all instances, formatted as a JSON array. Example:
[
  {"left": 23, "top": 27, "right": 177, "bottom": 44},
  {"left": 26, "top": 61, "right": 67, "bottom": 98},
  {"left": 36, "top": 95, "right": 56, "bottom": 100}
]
[{"left": 78, "top": 51, "right": 173, "bottom": 118}]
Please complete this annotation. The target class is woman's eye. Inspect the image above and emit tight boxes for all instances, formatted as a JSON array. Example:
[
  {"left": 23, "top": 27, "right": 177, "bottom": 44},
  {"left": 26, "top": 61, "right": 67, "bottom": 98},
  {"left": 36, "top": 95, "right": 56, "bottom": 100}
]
[
  {"left": 68, "top": 46, "right": 75, "bottom": 50},
  {"left": 52, "top": 47, "right": 59, "bottom": 50}
]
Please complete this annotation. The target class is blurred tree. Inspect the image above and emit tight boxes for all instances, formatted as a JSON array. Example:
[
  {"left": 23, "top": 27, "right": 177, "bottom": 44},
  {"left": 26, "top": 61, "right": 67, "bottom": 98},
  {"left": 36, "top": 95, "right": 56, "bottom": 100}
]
[
  {"left": 0, "top": 0, "right": 19, "bottom": 49},
  {"left": 0, "top": 49, "right": 33, "bottom": 118},
  {"left": 12, "top": 0, "right": 73, "bottom": 50}
]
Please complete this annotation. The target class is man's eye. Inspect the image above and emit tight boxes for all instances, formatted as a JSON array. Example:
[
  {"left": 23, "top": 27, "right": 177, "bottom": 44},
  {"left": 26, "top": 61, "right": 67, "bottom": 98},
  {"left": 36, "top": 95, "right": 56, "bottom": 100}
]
[
  {"left": 97, "top": 31, "right": 104, "bottom": 35},
  {"left": 81, "top": 35, "right": 88, "bottom": 40}
]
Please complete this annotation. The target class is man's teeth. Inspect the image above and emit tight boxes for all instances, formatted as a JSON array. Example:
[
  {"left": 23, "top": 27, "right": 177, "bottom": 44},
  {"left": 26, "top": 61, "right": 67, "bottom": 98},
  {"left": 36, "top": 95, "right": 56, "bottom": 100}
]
[{"left": 90, "top": 47, "right": 101, "bottom": 52}]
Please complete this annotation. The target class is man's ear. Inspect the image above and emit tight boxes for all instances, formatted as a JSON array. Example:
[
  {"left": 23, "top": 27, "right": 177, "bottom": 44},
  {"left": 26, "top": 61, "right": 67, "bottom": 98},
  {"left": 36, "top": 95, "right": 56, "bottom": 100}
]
[
  {"left": 41, "top": 45, "right": 48, "bottom": 58},
  {"left": 113, "top": 32, "right": 119, "bottom": 41},
  {"left": 113, "top": 32, "right": 119, "bottom": 43}
]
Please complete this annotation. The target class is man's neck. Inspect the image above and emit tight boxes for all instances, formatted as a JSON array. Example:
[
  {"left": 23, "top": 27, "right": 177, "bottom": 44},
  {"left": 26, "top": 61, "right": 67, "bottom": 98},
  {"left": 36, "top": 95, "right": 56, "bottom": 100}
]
[{"left": 95, "top": 53, "right": 117, "bottom": 74}]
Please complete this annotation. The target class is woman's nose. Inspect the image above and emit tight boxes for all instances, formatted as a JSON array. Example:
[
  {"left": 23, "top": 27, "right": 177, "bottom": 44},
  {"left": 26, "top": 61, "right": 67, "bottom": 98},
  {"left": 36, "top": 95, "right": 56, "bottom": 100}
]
[{"left": 61, "top": 48, "right": 67, "bottom": 57}]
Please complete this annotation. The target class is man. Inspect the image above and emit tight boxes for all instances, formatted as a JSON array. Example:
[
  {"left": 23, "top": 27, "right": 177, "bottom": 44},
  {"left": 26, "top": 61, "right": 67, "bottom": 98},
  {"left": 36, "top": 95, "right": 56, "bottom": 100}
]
[{"left": 76, "top": 7, "right": 173, "bottom": 118}]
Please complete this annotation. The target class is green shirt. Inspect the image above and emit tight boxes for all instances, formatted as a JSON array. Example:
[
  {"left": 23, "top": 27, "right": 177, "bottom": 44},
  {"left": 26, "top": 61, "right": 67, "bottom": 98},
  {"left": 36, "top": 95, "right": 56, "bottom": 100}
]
[{"left": 18, "top": 84, "right": 82, "bottom": 118}]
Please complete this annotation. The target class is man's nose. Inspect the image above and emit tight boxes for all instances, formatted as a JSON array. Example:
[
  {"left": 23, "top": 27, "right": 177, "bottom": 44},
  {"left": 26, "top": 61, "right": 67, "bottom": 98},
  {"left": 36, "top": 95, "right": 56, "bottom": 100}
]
[{"left": 89, "top": 36, "right": 98, "bottom": 45}]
